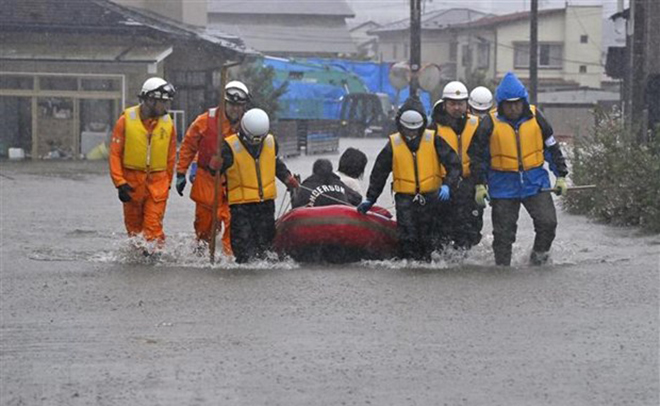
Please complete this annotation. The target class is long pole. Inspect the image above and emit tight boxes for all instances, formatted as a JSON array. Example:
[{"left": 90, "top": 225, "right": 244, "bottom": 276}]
[
  {"left": 409, "top": 0, "right": 422, "bottom": 99},
  {"left": 529, "top": 0, "right": 538, "bottom": 104},
  {"left": 209, "top": 67, "right": 228, "bottom": 264}
]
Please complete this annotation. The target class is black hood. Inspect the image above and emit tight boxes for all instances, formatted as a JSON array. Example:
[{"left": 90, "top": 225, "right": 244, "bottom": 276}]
[{"left": 395, "top": 97, "right": 427, "bottom": 137}]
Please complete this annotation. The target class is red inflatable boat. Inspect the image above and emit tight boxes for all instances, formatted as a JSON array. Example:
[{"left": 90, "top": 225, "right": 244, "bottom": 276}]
[{"left": 274, "top": 205, "right": 398, "bottom": 263}]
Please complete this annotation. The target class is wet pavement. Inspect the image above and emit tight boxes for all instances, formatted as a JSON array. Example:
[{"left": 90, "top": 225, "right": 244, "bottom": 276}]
[{"left": 1, "top": 138, "right": 658, "bottom": 405}]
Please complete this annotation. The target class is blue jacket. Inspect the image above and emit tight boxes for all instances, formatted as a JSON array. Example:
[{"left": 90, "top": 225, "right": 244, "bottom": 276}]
[{"left": 468, "top": 72, "right": 568, "bottom": 199}]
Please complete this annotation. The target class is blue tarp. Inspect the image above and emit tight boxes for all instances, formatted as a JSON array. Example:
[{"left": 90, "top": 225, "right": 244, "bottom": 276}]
[
  {"left": 263, "top": 57, "right": 433, "bottom": 120},
  {"left": 274, "top": 80, "right": 345, "bottom": 120},
  {"left": 305, "top": 58, "right": 433, "bottom": 113}
]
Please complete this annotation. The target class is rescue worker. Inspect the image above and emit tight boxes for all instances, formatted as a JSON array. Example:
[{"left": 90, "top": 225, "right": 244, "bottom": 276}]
[
  {"left": 468, "top": 86, "right": 494, "bottom": 118},
  {"left": 292, "top": 159, "right": 362, "bottom": 208},
  {"left": 175, "top": 81, "right": 250, "bottom": 256},
  {"left": 336, "top": 147, "right": 368, "bottom": 198},
  {"left": 217, "top": 108, "right": 299, "bottom": 263},
  {"left": 109, "top": 77, "right": 177, "bottom": 251},
  {"left": 468, "top": 72, "right": 568, "bottom": 266},
  {"left": 432, "top": 81, "right": 483, "bottom": 252},
  {"left": 357, "top": 98, "right": 461, "bottom": 261}
]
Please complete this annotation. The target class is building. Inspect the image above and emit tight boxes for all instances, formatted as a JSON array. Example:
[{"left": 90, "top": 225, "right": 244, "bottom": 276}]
[
  {"left": 371, "top": 6, "right": 604, "bottom": 90},
  {"left": 370, "top": 8, "right": 490, "bottom": 79},
  {"left": 454, "top": 6, "right": 604, "bottom": 90},
  {"left": 608, "top": 0, "right": 660, "bottom": 139},
  {"left": 0, "top": 0, "right": 252, "bottom": 159},
  {"left": 349, "top": 21, "right": 381, "bottom": 60},
  {"left": 537, "top": 88, "right": 620, "bottom": 140},
  {"left": 207, "top": 0, "right": 357, "bottom": 57}
]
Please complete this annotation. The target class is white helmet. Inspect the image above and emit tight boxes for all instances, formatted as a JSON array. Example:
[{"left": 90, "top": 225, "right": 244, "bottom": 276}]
[
  {"left": 469, "top": 86, "right": 494, "bottom": 111},
  {"left": 442, "top": 81, "right": 469, "bottom": 100},
  {"left": 140, "top": 77, "right": 175, "bottom": 100},
  {"left": 399, "top": 110, "right": 424, "bottom": 130},
  {"left": 225, "top": 80, "right": 249, "bottom": 104},
  {"left": 240, "top": 108, "right": 269, "bottom": 144}
]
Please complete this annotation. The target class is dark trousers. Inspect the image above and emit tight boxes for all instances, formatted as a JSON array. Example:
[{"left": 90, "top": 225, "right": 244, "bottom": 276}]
[
  {"left": 395, "top": 192, "right": 439, "bottom": 261},
  {"left": 230, "top": 200, "right": 276, "bottom": 263},
  {"left": 491, "top": 192, "right": 557, "bottom": 266},
  {"left": 435, "top": 177, "right": 484, "bottom": 251}
]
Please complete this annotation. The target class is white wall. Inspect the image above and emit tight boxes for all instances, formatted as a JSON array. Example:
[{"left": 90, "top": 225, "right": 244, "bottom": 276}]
[
  {"left": 562, "top": 6, "right": 603, "bottom": 88},
  {"left": 453, "top": 6, "right": 603, "bottom": 88}
]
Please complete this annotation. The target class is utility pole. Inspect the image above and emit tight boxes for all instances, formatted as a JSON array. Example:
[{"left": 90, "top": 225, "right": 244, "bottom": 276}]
[
  {"left": 410, "top": 0, "right": 422, "bottom": 99},
  {"left": 529, "top": 0, "right": 538, "bottom": 104}
]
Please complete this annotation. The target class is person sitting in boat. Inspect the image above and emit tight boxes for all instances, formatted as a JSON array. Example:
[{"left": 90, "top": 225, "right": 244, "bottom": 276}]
[
  {"left": 292, "top": 159, "right": 362, "bottom": 209},
  {"left": 216, "top": 108, "right": 300, "bottom": 263},
  {"left": 357, "top": 98, "right": 461, "bottom": 261},
  {"left": 336, "top": 147, "right": 368, "bottom": 198}
]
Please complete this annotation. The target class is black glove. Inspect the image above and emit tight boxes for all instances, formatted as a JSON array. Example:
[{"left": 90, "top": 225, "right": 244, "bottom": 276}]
[
  {"left": 175, "top": 173, "right": 187, "bottom": 196},
  {"left": 117, "top": 184, "right": 134, "bottom": 203},
  {"left": 356, "top": 200, "right": 374, "bottom": 214}
]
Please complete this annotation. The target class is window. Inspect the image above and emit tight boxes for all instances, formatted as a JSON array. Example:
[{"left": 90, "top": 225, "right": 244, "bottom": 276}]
[
  {"left": 449, "top": 42, "right": 458, "bottom": 62},
  {"left": 579, "top": 65, "right": 587, "bottom": 73},
  {"left": 539, "top": 44, "right": 562, "bottom": 67},
  {"left": 393, "top": 44, "right": 398, "bottom": 60},
  {"left": 80, "top": 78, "right": 120, "bottom": 91},
  {"left": 0, "top": 75, "right": 33, "bottom": 90},
  {"left": 461, "top": 45, "right": 472, "bottom": 68},
  {"left": 40, "top": 77, "right": 77, "bottom": 91},
  {"left": 477, "top": 43, "right": 490, "bottom": 69},
  {"left": 514, "top": 42, "right": 563, "bottom": 69},
  {"left": 403, "top": 43, "right": 409, "bottom": 59},
  {"left": 580, "top": 35, "right": 588, "bottom": 43}
]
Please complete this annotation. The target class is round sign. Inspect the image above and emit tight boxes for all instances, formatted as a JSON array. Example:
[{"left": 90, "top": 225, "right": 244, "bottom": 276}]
[
  {"left": 418, "top": 64, "right": 442, "bottom": 92},
  {"left": 389, "top": 61, "right": 411, "bottom": 90}
]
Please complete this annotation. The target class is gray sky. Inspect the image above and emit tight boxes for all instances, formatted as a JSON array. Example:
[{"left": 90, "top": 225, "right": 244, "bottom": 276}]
[{"left": 346, "top": 0, "right": 628, "bottom": 24}]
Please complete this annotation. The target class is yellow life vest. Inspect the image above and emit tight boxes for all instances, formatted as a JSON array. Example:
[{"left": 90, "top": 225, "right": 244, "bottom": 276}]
[
  {"left": 436, "top": 114, "right": 479, "bottom": 177},
  {"left": 390, "top": 130, "right": 442, "bottom": 195},
  {"left": 122, "top": 105, "right": 173, "bottom": 171},
  {"left": 225, "top": 134, "right": 277, "bottom": 205},
  {"left": 489, "top": 105, "right": 544, "bottom": 172}
]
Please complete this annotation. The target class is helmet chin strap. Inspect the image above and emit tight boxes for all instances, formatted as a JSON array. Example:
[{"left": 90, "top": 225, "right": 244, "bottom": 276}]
[
  {"left": 402, "top": 129, "right": 421, "bottom": 140},
  {"left": 239, "top": 131, "right": 262, "bottom": 146}
]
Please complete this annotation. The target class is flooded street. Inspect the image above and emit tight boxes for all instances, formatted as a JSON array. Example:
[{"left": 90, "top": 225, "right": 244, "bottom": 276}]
[{"left": 1, "top": 138, "right": 658, "bottom": 405}]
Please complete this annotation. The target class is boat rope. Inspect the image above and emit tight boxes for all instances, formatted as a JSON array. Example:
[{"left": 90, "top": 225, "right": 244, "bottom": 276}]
[{"left": 276, "top": 190, "right": 291, "bottom": 219}]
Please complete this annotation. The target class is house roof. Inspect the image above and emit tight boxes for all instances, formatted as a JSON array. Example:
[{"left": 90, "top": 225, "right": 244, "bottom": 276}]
[
  {"left": 208, "top": 0, "right": 355, "bottom": 18},
  {"left": 349, "top": 20, "right": 381, "bottom": 33},
  {"left": 610, "top": 8, "right": 630, "bottom": 21},
  {"left": 0, "top": 44, "right": 174, "bottom": 63},
  {"left": 370, "top": 8, "right": 491, "bottom": 34},
  {"left": 0, "top": 0, "right": 253, "bottom": 57},
  {"left": 215, "top": 22, "right": 357, "bottom": 55},
  {"left": 453, "top": 7, "right": 566, "bottom": 30}
]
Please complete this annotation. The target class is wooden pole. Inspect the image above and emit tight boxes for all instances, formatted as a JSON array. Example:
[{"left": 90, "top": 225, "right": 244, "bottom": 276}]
[
  {"left": 409, "top": 0, "right": 422, "bottom": 98},
  {"left": 529, "top": 0, "right": 538, "bottom": 105},
  {"left": 209, "top": 67, "right": 228, "bottom": 264}
]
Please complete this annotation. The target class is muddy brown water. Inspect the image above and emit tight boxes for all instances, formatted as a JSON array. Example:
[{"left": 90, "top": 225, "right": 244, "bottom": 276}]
[{"left": 1, "top": 139, "right": 658, "bottom": 405}]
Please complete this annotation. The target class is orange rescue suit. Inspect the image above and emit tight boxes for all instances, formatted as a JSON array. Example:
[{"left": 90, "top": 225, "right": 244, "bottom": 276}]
[
  {"left": 177, "top": 107, "right": 235, "bottom": 255},
  {"left": 109, "top": 105, "right": 177, "bottom": 242}
]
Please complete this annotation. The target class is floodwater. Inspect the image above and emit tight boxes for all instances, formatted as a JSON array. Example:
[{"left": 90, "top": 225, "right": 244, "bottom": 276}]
[{"left": 1, "top": 138, "right": 658, "bottom": 405}]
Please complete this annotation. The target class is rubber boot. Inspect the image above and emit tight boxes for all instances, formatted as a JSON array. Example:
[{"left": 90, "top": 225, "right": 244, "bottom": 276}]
[
  {"left": 530, "top": 250, "right": 549, "bottom": 266},
  {"left": 494, "top": 246, "right": 512, "bottom": 266}
]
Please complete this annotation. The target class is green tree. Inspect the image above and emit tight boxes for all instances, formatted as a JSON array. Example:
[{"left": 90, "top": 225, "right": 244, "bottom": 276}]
[
  {"left": 231, "top": 61, "right": 288, "bottom": 120},
  {"left": 565, "top": 108, "right": 660, "bottom": 233},
  {"left": 461, "top": 68, "right": 497, "bottom": 93}
]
